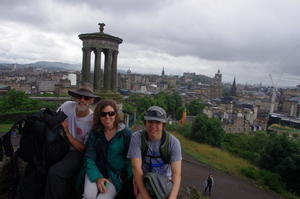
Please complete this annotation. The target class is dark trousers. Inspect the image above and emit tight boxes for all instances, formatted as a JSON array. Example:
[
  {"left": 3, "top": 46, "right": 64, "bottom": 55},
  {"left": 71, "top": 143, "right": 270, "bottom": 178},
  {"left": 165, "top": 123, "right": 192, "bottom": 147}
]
[
  {"left": 45, "top": 151, "right": 83, "bottom": 199},
  {"left": 204, "top": 184, "right": 212, "bottom": 195}
]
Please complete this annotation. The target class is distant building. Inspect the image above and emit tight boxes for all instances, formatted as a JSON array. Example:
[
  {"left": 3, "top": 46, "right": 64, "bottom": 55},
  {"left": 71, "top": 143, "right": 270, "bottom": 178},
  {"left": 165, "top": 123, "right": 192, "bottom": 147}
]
[
  {"left": 161, "top": 67, "right": 165, "bottom": 76},
  {"left": 210, "top": 69, "right": 222, "bottom": 99},
  {"left": 38, "top": 80, "right": 58, "bottom": 94},
  {"left": 268, "top": 113, "right": 300, "bottom": 138},
  {"left": 0, "top": 84, "right": 10, "bottom": 95},
  {"left": 203, "top": 97, "right": 262, "bottom": 133},
  {"left": 282, "top": 96, "right": 300, "bottom": 117},
  {"left": 230, "top": 77, "right": 237, "bottom": 97},
  {"left": 183, "top": 72, "right": 196, "bottom": 78},
  {"left": 67, "top": 73, "right": 77, "bottom": 86}
]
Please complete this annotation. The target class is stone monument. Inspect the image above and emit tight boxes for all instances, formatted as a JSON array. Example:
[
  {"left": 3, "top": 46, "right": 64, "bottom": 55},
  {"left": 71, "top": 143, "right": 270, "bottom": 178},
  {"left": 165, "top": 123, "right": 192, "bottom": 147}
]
[{"left": 79, "top": 23, "right": 123, "bottom": 101}]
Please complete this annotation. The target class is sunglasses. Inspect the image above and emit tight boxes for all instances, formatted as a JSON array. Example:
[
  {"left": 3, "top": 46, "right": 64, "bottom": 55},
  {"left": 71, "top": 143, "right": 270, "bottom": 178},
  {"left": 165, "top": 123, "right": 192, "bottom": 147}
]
[
  {"left": 76, "top": 95, "right": 92, "bottom": 100},
  {"left": 144, "top": 110, "right": 164, "bottom": 118},
  {"left": 100, "top": 111, "right": 116, "bottom": 117}
]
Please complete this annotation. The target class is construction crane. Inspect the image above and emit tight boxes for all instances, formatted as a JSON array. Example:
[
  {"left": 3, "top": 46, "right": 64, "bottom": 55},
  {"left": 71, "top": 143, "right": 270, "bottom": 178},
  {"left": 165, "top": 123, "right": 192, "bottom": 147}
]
[{"left": 269, "top": 74, "right": 282, "bottom": 114}]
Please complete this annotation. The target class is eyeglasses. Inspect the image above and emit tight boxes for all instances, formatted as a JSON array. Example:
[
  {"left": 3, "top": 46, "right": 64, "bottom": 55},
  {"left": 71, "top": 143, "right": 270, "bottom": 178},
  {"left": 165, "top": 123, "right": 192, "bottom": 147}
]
[
  {"left": 100, "top": 111, "right": 116, "bottom": 117},
  {"left": 144, "top": 110, "right": 164, "bottom": 118},
  {"left": 76, "top": 95, "right": 92, "bottom": 100}
]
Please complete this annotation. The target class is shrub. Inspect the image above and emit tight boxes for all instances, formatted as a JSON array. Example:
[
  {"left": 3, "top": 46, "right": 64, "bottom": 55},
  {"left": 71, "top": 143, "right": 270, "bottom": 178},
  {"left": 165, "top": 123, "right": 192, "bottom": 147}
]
[
  {"left": 240, "top": 166, "right": 259, "bottom": 180},
  {"left": 191, "top": 114, "right": 225, "bottom": 147},
  {"left": 259, "top": 170, "right": 285, "bottom": 193},
  {"left": 166, "top": 123, "right": 192, "bottom": 137}
]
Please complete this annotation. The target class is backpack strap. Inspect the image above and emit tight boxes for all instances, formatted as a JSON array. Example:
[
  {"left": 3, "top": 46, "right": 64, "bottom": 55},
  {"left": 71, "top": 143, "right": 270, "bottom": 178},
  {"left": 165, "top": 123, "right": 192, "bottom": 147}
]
[
  {"left": 160, "top": 131, "right": 170, "bottom": 164},
  {"left": 140, "top": 130, "right": 171, "bottom": 165},
  {"left": 140, "top": 130, "right": 148, "bottom": 162}
]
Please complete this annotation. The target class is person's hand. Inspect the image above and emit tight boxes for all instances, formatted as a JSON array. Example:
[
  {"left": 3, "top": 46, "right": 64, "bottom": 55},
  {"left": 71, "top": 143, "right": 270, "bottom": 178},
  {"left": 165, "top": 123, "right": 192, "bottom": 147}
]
[
  {"left": 61, "top": 120, "right": 69, "bottom": 134},
  {"left": 96, "top": 178, "right": 110, "bottom": 193},
  {"left": 142, "top": 194, "right": 152, "bottom": 199}
]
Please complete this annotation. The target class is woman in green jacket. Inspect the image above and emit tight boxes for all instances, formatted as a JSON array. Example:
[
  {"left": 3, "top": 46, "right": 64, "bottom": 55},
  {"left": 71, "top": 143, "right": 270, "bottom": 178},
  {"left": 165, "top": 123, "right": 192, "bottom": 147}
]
[{"left": 83, "top": 99, "right": 133, "bottom": 199}]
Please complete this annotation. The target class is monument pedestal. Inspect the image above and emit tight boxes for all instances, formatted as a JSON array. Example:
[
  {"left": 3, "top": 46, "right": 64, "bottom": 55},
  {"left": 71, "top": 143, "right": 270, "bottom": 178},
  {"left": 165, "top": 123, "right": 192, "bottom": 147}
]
[{"left": 96, "top": 90, "right": 123, "bottom": 102}]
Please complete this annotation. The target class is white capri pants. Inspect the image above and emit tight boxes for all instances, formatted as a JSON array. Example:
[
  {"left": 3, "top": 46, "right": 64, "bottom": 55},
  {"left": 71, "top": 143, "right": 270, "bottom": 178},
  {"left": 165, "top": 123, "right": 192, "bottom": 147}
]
[{"left": 83, "top": 174, "right": 117, "bottom": 199}]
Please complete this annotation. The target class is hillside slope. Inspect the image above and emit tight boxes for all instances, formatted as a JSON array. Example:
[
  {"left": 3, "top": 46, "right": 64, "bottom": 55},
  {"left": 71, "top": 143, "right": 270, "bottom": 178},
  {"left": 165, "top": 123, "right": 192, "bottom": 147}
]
[{"left": 174, "top": 132, "right": 283, "bottom": 199}]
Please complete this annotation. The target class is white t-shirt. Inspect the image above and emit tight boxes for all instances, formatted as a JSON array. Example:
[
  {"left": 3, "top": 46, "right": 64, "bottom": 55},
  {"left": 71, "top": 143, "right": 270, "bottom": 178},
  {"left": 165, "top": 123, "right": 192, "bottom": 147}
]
[{"left": 58, "top": 101, "right": 93, "bottom": 145}]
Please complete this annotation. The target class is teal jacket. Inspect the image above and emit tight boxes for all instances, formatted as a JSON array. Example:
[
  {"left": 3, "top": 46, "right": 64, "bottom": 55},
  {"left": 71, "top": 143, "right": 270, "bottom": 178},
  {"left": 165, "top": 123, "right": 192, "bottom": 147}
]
[{"left": 84, "top": 124, "right": 132, "bottom": 192}]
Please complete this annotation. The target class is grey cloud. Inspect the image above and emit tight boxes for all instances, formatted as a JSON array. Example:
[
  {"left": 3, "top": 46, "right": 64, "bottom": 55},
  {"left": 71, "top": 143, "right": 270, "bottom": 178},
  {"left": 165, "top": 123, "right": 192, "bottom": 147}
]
[
  {"left": 0, "top": 0, "right": 49, "bottom": 27},
  {"left": 54, "top": 0, "right": 172, "bottom": 13},
  {"left": 1, "top": 0, "right": 300, "bottom": 86}
]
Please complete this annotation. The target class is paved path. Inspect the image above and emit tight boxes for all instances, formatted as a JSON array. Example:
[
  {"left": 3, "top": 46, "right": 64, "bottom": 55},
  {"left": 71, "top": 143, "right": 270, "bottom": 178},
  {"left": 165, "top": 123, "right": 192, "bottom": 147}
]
[{"left": 181, "top": 153, "right": 282, "bottom": 199}]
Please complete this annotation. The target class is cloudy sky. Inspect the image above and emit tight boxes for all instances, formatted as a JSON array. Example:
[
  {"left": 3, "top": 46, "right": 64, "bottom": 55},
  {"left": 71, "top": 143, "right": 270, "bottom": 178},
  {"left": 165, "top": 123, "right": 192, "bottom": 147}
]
[{"left": 1, "top": 0, "right": 300, "bottom": 87}]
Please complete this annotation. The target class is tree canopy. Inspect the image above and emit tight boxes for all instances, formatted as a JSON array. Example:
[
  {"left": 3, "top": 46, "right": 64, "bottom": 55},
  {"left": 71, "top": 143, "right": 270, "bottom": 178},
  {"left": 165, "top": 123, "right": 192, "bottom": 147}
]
[
  {"left": 186, "top": 99, "right": 205, "bottom": 116},
  {"left": 259, "top": 134, "right": 300, "bottom": 193},
  {"left": 124, "top": 92, "right": 184, "bottom": 121},
  {"left": 0, "top": 89, "right": 58, "bottom": 113},
  {"left": 191, "top": 113, "right": 225, "bottom": 147}
]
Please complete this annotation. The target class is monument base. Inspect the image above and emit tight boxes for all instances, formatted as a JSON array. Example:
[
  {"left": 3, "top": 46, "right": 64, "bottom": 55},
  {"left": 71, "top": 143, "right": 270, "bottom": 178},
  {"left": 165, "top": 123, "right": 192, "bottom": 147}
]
[{"left": 95, "top": 90, "right": 124, "bottom": 102}]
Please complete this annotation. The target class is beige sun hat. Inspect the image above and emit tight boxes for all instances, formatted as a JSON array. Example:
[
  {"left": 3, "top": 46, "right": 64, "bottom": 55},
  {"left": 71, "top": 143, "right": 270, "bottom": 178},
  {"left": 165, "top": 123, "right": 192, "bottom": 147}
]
[{"left": 68, "top": 82, "right": 100, "bottom": 100}]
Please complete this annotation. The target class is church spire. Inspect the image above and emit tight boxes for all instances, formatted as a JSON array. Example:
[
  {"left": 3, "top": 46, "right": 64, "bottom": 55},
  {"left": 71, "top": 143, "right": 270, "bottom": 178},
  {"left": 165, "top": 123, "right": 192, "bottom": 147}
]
[
  {"left": 230, "top": 76, "right": 237, "bottom": 96},
  {"left": 161, "top": 67, "right": 165, "bottom": 76}
]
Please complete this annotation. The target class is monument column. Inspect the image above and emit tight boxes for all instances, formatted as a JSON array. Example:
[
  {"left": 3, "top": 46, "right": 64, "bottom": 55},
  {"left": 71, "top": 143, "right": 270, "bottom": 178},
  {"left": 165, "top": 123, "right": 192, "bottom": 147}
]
[
  {"left": 81, "top": 48, "right": 87, "bottom": 82},
  {"left": 103, "top": 49, "right": 112, "bottom": 90},
  {"left": 82, "top": 47, "right": 92, "bottom": 83},
  {"left": 94, "top": 48, "right": 102, "bottom": 90},
  {"left": 111, "top": 50, "right": 119, "bottom": 91},
  {"left": 86, "top": 48, "right": 92, "bottom": 83}
]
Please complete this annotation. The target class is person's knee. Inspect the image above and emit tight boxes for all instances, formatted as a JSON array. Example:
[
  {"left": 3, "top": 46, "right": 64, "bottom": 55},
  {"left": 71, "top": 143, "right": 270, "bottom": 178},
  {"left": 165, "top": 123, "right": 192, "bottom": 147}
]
[
  {"left": 47, "top": 166, "right": 63, "bottom": 182},
  {"left": 82, "top": 190, "right": 97, "bottom": 199}
]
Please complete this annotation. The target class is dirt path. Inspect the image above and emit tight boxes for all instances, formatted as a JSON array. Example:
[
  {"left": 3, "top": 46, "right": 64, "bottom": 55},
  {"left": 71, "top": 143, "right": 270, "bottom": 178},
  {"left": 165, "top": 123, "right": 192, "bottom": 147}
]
[{"left": 181, "top": 153, "right": 283, "bottom": 199}]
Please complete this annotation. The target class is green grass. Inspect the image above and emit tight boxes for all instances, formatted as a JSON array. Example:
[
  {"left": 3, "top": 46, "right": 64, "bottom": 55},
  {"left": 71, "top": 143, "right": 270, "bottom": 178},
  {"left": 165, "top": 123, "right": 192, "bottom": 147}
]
[
  {"left": 173, "top": 132, "right": 254, "bottom": 177},
  {"left": 0, "top": 123, "right": 12, "bottom": 132},
  {"left": 171, "top": 132, "right": 300, "bottom": 199}
]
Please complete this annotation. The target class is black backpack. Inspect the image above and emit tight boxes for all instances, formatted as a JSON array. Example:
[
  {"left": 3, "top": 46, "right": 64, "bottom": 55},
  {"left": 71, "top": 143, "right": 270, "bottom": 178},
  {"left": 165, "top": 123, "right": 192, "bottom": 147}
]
[
  {"left": 0, "top": 108, "right": 70, "bottom": 199},
  {"left": 17, "top": 108, "right": 69, "bottom": 166}
]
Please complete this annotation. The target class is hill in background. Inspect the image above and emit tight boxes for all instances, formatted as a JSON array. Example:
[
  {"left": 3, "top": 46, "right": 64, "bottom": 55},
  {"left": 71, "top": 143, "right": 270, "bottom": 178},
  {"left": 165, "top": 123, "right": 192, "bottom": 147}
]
[{"left": 0, "top": 61, "right": 81, "bottom": 72}]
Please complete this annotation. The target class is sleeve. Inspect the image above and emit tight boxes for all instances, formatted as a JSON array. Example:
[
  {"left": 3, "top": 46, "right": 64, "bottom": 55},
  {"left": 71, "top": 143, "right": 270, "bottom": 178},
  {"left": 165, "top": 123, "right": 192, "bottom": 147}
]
[
  {"left": 170, "top": 135, "right": 182, "bottom": 163},
  {"left": 84, "top": 131, "right": 103, "bottom": 182},
  {"left": 56, "top": 101, "right": 72, "bottom": 115},
  {"left": 126, "top": 131, "right": 142, "bottom": 159},
  {"left": 57, "top": 101, "right": 68, "bottom": 112}
]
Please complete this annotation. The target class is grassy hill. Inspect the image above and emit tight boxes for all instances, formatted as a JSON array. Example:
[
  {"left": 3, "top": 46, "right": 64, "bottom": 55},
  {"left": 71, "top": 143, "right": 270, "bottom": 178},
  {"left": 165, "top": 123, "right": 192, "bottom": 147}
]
[
  {"left": 172, "top": 132, "right": 300, "bottom": 199},
  {"left": 173, "top": 132, "right": 254, "bottom": 178}
]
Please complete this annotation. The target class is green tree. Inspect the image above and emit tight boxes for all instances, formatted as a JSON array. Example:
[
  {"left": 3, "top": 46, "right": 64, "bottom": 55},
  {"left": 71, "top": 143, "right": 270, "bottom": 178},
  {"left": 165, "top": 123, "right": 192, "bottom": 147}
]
[
  {"left": 0, "top": 89, "right": 34, "bottom": 112},
  {"left": 186, "top": 99, "right": 205, "bottom": 116},
  {"left": 0, "top": 89, "right": 58, "bottom": 113},
  {"left": 259, "top": 133, "right": 300, "bottom": 194},
  {"left": 175, "top": 106, "right": 185, "bottom": 120},
  {"left": 222, "top": 132, "right": 269, "bottom": 163},
  {"left": 127, "top": 94, "right": 153, "bottom": 120},
  {"left": 191, "top": 113, "right": 225, "bottom": 147},
  {"left": 125, "top": 92, "right": 184, "bottom": 122}
]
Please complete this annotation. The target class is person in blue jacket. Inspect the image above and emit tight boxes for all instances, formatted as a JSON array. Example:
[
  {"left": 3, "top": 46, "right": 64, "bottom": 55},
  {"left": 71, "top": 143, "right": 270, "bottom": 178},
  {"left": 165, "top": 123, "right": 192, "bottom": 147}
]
[{"left": 83, "top": 99, "right": 133, "bottom": 199}]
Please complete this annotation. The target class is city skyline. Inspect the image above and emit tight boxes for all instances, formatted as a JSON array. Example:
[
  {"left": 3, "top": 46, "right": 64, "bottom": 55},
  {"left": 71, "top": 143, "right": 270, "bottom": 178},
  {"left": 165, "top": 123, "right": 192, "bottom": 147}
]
[{"left": 0, "top": 0, "right": 300, "bottom": 87}]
